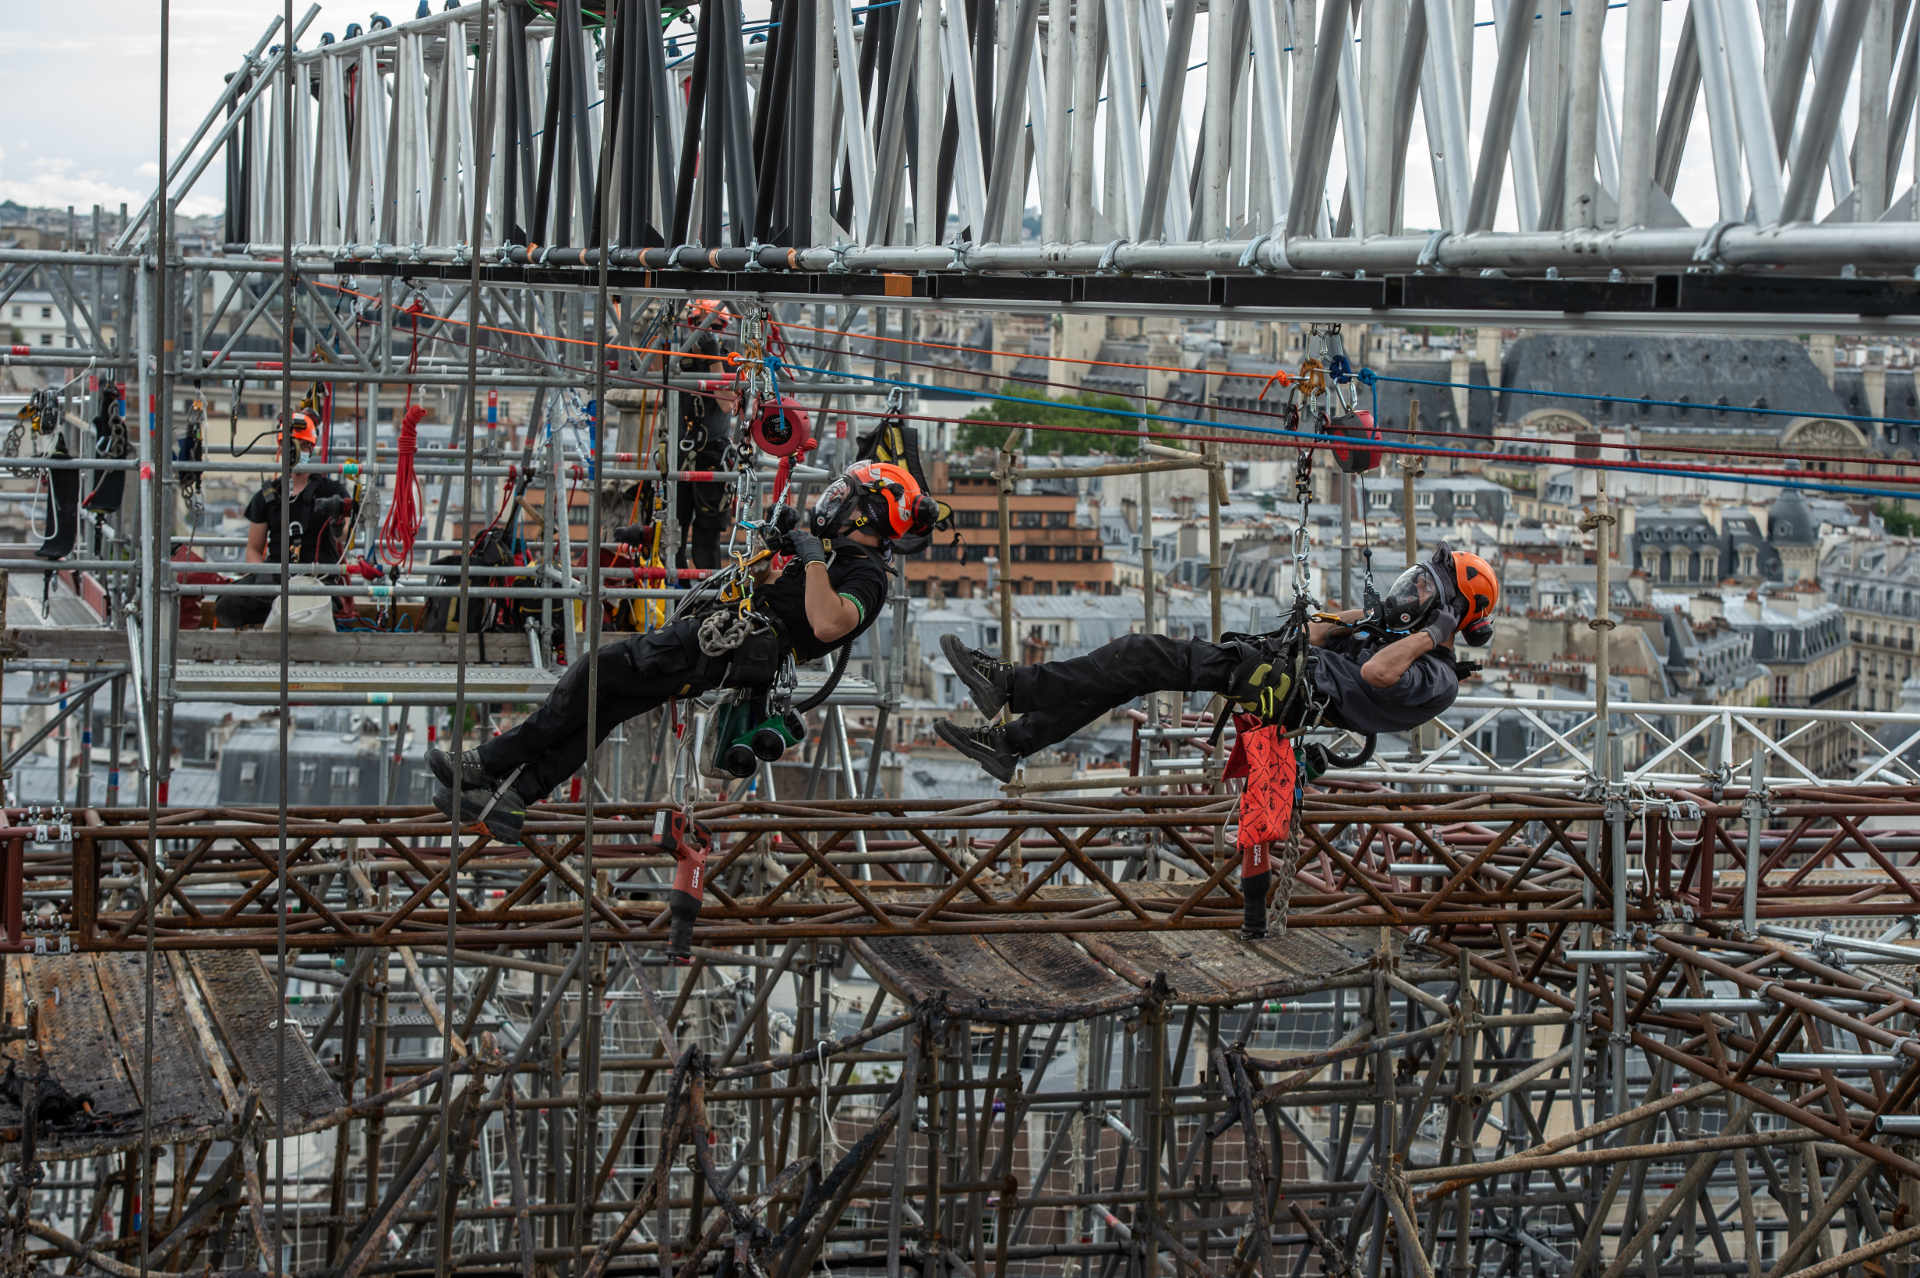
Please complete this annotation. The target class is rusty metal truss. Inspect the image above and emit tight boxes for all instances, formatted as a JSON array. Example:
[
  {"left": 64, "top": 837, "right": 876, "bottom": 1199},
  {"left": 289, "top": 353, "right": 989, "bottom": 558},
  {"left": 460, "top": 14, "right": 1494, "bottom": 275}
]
[
  {"left": 0, "top": 786, "right": 1914, "bottom": 1274},
  {"left": 34, "top": 787, "right": 1920, "bottom": 952}
]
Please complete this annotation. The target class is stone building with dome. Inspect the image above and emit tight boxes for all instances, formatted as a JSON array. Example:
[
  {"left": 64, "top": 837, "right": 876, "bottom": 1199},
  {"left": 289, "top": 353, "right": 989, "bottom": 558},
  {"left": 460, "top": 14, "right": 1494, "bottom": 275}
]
[
  {"left": 1628, "top": 490, "right": 1836, "bottom": 589},
  {"left": 1495, "top": 335, "right": 1882, "bottom": 469},
  {"left": 1767, "top": 489, "right": 1822, "bottom": 584}
]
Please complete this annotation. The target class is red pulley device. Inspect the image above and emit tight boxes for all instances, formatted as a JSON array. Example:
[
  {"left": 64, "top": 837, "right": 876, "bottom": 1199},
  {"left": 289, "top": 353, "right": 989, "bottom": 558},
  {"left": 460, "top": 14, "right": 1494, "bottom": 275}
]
[
  {"left": 751, "top": 398, "right": 818, "bottom": 502},
  {"left": 749, "top": 397, "right": 815, "bottom": 457},
  {"left": 1326, "top": 409, "right": 1382, "bottom": 474},
  {"left": 653, "top": 810, "right": 713, "bottom": 964}
]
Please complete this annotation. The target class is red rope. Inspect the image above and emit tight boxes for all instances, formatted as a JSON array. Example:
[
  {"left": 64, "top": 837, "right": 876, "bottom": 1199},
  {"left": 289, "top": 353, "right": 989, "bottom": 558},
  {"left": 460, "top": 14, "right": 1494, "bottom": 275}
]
[
  {"left": 381, "top": 403, "right": 428, "bottom": 571},
  {"left": 377, "top": 305, "right": 428, "bottom": 570}
]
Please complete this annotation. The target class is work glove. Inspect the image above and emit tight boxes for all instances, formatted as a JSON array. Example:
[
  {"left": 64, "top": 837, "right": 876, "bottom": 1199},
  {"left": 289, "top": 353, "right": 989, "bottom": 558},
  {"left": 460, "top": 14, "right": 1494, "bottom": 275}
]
[
  {"left": 311, "top": 494, "right": 351, "bottom": 522},
  {"left": 787, "top": 528, "right": 827, "bottom": 566},
  {"left": 759, "top": 503, "right": 801, "bottom": 553},
  {"left": 1230, "top": 657, "right": 1292, "bottom": 725},
  {"left": 611, "top": 522, "right": 651, "bottom": 547}
]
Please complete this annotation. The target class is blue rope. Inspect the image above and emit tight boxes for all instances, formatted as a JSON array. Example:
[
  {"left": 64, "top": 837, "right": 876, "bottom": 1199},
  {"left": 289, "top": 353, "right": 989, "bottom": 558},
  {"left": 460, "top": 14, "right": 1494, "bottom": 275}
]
[
  {"left": 1368, "top": 370, "right": 1920, "bottom": 432},
  {"left": 776, "top": 358, "right": 1920, "bottom": 505}
]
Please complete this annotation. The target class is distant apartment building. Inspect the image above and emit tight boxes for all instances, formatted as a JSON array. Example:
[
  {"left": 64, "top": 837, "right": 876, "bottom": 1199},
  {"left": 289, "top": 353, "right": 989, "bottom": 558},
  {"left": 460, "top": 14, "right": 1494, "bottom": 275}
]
[
  {"left": 3, "top": 291, "right": 88, "bottom": 351},
  {"left": 1823, "top": 538, "right": 1920, "bottom": 712},
  {"left": 1707, "top": 586, "right": 1854, "bottom": 774},
  {"left": 907, "top": 457, "right": 1116, "bottom": 600}
]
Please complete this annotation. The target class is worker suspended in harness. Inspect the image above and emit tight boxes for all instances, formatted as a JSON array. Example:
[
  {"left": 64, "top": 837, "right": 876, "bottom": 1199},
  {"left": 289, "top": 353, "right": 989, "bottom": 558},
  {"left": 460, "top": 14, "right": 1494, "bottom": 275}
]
[
  {"left": 425, "top": 459, "right": 936, "bottom": 842},
  {"left": 935, "top": 546, "right": 1499, "bottom": 783}
]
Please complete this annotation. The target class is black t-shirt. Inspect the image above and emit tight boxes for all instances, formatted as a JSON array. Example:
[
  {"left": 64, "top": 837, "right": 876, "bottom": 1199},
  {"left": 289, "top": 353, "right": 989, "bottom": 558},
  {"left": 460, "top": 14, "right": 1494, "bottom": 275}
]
[
  {"left": 244, "top": 475, "right": 352, "bottom": 566},
  {"left": 755, "top": 544, "right": 890, "bottom": 662}
]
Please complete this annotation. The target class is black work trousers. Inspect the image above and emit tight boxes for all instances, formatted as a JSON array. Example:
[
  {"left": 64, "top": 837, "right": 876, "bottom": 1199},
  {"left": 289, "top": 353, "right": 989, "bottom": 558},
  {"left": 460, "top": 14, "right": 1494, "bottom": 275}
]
[
  {"left": 1001, "top": 634, "right": 1246, "bottom": 757},
  {"left": 215, "top": 593, "right": 274, "bottom": 629},
  {"left": 479, "top": 616, "right": 723, "bottom": 797}
]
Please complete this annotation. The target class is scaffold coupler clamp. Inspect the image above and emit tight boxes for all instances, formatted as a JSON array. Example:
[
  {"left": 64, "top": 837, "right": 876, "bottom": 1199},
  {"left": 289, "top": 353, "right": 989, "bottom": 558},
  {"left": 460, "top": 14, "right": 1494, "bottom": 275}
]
[
  {"left": 1238, "top": 230, "right": 1286, "bottom": 273},
  {"left": 654, "top": 807, "right": 712, "bottom": 964},
  {"left": 1693, "top": 219, "right": 1740, "bottom": 271}
]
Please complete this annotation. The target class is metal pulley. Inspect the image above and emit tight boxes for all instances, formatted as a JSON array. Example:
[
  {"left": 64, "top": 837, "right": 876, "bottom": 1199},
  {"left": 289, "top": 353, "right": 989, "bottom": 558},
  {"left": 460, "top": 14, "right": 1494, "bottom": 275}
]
[{"left": 1325, "top": 408, "right": 1382, "bottom": 475}]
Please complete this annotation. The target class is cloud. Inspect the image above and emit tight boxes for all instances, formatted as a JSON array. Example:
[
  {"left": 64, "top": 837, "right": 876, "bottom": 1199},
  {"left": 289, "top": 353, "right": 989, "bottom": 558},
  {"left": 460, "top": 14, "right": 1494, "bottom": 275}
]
[{"left": 0, "top": 155, "right": 221, "bottom": 218}]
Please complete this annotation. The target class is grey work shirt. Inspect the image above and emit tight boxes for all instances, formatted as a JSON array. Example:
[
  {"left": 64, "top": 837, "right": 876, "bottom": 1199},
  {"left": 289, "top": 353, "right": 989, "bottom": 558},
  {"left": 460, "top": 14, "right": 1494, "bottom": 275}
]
[{"left": 1311, "top": 608, "right": 1462, "bottom": 735}]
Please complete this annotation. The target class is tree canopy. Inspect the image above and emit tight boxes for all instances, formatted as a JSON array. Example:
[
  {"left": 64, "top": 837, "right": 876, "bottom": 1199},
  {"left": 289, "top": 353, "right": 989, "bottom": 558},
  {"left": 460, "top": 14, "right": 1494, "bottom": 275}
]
[{"left": 955, "top": 384, "right": 1156, "bottom": 457}]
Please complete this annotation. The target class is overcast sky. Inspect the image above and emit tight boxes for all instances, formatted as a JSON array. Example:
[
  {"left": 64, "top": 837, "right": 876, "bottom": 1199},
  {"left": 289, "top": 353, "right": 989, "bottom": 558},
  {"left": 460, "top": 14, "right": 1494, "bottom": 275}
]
[
  {"left": 0, "top": 3, "right": 334, "bottom": 216},
  {"left": 0, "top": 3, "right": 1901, "bottom": 228}
]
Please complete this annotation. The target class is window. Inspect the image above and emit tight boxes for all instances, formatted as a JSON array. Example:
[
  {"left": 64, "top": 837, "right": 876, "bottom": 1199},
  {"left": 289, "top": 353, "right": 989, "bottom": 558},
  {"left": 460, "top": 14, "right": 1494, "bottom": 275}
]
[
  {"left": 329, "top": 765, "right": 359, "bottom": 789},
  {"left": 8, "top": 306, "right": 17, "bottom": 320},
  {"left": 39, "top": 307, "right": 51, "bottom": 320},
  {"left": 296, "top": 761, "right": 319, "bottom": 786},
  {"left": 38, "top": 333, "right": 50, "bottom": 347},
  {"left": 239, "top": 760, "right": 259, "bottom": 784},
  {"left": 1016, "top": 511, "right": 1042, "bottom": 529},
  {"left": 1046, "top": 511, "right": 1072, "bottom": 529},
  {"left": 1413, "top": 491, "right": 1435, "bottom": 510},
  {"left": 1367, "top": 489, "right": 1392, "bottom": 510}
]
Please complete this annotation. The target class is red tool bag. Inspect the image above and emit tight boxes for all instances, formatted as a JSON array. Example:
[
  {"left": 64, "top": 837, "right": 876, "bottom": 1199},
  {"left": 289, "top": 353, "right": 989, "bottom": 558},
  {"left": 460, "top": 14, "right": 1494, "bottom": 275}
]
[{"left": 1224, "top": 714, "right": 1299, "bottom": 939}]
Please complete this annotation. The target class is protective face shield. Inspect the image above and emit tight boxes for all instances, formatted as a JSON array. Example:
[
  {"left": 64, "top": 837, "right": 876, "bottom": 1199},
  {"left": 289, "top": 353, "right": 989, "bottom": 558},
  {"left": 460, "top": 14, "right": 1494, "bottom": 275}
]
[
  {"left": 807, "top": 461, "right": 934, "bottom": 541},
  {"left": 808, "top": 474, "right": 857, "bottom": 539},
  {"left": 1380, "top": 562, "right": 1446, "bottom": 634}
]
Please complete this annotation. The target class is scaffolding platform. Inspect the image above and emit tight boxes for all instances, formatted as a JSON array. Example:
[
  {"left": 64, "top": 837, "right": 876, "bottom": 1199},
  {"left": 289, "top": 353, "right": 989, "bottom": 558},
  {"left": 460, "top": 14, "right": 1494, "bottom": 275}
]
[
  {"left": 852, "top": 899, "right": 1380, "bottom": 1022},
  {"left": 0, "top": 951, "right": 343, "bottom": 1158}
]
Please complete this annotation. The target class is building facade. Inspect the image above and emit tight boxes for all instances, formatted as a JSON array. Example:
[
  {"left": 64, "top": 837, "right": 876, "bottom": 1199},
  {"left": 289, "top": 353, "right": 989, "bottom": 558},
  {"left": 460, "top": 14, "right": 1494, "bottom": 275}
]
[
  {"left": 1823, "top": 539, "right": 1920, "bottom": 713},
  {"left": 907, "top": 458, "right": 1117, "bottom": 599}
]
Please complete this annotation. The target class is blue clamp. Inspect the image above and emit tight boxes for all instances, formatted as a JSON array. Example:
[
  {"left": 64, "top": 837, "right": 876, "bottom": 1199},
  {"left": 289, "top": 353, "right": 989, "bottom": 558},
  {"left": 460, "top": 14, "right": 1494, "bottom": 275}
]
[{"left": 1326, "top": 354, "right": 1353, "bottom": 385}]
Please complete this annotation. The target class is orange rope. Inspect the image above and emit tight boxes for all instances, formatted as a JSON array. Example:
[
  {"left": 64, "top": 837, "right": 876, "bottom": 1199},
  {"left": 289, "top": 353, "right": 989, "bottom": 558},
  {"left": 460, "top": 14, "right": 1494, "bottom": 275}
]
[
  {"left": 314, "top": 280, "right": 734, "bottom": 367},
  {"left": 318, "top": 279, "right": 1290, "bottom": 384}
]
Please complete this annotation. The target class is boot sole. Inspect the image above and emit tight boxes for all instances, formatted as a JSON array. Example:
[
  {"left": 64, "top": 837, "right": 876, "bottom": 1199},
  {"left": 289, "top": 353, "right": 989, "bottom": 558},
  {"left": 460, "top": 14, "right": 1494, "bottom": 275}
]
[
  {"left": 432, "top": 782, "right": 527, "bottom": 844},
  {"left": 939, "top": 634, "right": 1008, "bottom": 719},
  {"left": 934, "top": 720, "right": 1017, "bottom": 784}
]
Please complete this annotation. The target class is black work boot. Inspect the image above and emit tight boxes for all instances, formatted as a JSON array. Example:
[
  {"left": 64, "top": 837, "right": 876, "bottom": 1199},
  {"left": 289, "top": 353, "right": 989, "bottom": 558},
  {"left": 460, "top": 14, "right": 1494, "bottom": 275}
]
[
  {"left": 427, "top": 746, "right": 496, "bottom": 792},
  {"left": 433, "top": 779, "right": 530, "bottom": 845},
  {"left": 940, "top": 634, "right": 1015, "bottom": 718},
  {"left": 935, "top": 719, "right": 1020, "bottom": 784}
]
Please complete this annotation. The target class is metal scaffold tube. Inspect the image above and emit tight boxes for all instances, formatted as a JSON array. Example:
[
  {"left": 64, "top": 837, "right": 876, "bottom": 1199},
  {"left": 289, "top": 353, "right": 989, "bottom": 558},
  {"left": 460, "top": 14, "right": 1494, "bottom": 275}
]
[{"left": 3, "top": 3, "right": 1920, "bottom": 1274}]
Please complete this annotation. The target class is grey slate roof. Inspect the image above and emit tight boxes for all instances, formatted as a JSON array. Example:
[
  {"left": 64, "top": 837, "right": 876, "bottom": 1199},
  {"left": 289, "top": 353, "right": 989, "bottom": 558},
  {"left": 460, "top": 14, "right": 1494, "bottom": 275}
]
[{"left": 1499, "top": 336, "right": 1843, "bottom": 430}]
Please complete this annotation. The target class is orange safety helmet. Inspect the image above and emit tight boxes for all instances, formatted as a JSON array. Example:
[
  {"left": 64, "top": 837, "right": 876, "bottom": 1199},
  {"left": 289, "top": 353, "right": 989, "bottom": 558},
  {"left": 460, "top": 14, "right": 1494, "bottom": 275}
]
[
  {"left": 281, "top": 410, "right": 320, "bottom": 451},
  {"left": 686, "top": 297, "right": 730, "bottom": 332},
  {"left": 810, "top": 460, "right": 936, "bottom": 542},
  {"left": 1450, "top": 550, "right": 1500, "bottom": 629}
]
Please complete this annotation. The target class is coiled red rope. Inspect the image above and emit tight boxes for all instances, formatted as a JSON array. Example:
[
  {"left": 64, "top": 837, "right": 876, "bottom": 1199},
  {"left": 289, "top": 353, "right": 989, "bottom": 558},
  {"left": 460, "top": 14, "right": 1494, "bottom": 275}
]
[{"left": 380, "top": 402, "right": 428, "bottom": 571}]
